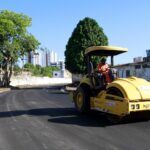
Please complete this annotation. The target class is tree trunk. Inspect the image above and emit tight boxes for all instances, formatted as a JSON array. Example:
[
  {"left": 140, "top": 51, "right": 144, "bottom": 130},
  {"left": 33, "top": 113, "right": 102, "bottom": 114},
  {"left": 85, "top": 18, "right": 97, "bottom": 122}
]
[
  {"left": 0, "top": 61, "right": 12, "bottom": 87},
  {"left": 8, "top": 62, "right": 13, "bottom": 86},
  {"left": 0, "top": 64, "right": 3, "bottom": 87},
  {"left": 28, "top": 52, "right": 32, "bottom": 63},
  {"left": 2, "top": 64, "right": 9, "bottom": 87}
]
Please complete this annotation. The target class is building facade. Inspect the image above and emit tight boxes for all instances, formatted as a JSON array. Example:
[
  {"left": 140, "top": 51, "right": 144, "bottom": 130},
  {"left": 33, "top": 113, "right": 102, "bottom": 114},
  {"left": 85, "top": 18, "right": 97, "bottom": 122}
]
[
  {"left": 41, "top": 50, "right": 58, "bottom": 67},
  {"left": 115, "top": 51, "right": 150, "bottom": 81},
  {"left": 32, "top": 52, "right": 40, "bottom": 65}
]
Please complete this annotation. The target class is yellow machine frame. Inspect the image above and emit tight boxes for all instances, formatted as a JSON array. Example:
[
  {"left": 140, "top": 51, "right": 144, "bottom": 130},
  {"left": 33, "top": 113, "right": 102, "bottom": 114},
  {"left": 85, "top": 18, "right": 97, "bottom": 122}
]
[{"left": 72, "top": 46, "right": 150, "bottom": 123}]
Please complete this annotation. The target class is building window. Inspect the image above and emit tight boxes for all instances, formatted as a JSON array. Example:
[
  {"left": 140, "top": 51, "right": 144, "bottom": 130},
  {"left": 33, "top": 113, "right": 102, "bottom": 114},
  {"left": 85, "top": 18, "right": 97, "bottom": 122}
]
[{"left": 135, "top": 65, "right": 141, "bottom": 69}]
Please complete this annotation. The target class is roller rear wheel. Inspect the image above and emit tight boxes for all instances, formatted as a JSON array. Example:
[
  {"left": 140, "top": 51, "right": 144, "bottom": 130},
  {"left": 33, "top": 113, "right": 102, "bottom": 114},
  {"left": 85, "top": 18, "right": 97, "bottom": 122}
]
[{"left": 74, "top": 87, "right": 90, "bottom": 113}]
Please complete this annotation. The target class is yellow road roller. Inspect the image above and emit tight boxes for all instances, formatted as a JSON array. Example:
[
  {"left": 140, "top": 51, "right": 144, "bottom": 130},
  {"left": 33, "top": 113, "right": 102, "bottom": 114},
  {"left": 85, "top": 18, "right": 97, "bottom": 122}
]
[{"left": 69, "top": 46, "right": 150, "bottom": 123}]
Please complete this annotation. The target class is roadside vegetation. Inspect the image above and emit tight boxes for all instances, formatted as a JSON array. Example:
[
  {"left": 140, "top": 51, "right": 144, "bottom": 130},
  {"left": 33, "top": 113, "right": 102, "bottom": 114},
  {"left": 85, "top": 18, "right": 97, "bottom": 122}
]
[
  {"left": 14, "top": 63, "right": 59, "bottom": 77},
  {"left": 0, "top": 10, "right": 40, "bottom": 87},
  {"left": 65, "top": 17, "right": 108, "bottom": 74},
  {"left": 0, "top": 10, "right": 108, "bottom": 87}
]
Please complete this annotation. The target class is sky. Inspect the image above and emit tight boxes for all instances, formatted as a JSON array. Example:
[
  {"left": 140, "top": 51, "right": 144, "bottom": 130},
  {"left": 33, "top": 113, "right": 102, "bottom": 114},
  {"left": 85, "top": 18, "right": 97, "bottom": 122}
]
[{"left": 1, "top": 0, "right": 150, "bottom": 65}]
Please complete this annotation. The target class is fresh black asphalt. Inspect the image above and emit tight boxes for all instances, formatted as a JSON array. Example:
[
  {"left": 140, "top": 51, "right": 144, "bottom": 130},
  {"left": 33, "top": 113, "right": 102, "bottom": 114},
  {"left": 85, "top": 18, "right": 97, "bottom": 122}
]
[{"left": 0, "top": 88, "right": 150, "bottom": 150}]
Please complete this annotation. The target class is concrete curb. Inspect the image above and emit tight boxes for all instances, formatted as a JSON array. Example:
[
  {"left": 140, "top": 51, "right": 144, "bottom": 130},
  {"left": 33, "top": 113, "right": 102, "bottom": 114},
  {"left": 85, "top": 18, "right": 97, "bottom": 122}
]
[{"left": 0, "top": 88, "right": 11, "bottom": 93}]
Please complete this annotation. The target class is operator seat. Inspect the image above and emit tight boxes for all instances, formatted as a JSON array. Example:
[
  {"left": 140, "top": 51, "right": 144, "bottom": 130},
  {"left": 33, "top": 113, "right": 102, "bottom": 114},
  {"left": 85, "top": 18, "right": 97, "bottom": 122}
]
[
  {"left": 89, "top": 61, "right": 105, "bottom": 89},
  {"left": 109, "top": 68, "right": 117, "bottom": 81}
]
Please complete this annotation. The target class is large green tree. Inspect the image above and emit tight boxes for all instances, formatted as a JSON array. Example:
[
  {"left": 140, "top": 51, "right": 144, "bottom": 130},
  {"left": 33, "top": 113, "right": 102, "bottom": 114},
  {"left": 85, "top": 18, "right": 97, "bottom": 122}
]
[
  {"left": 0, "top": 10, "right": 40, "bottom": 87},
  {"left": 65, "top": 17, "right": 108, "bottom": 74}
]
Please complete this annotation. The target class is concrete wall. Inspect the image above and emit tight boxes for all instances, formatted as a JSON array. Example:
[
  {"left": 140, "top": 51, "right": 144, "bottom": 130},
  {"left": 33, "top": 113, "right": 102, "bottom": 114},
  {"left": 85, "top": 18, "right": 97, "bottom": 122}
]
[
  {"left": 10, "top": 76, "right": 72, "bottom": 87},
  {"left": 116, "top": 64, "right": 150, "bottom": 81},
  {"left": 117, "top": 65, "right": 135, "bottom": 78},
  {"left": 134, "top": 68, "right": 150, "bottom": 81}
]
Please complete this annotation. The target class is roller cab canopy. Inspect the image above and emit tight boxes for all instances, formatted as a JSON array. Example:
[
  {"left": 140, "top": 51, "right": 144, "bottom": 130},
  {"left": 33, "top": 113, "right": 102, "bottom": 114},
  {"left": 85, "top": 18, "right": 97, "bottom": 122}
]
[{"left": 85, "top": 46, "right": 128, "bottom": 56}]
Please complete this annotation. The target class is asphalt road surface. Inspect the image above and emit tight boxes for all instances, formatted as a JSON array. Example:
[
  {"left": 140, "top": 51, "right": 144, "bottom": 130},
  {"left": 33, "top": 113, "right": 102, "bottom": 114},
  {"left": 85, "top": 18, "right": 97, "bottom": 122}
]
[{"left": 0, "top": 88, "right": 150, "bottom": 150}]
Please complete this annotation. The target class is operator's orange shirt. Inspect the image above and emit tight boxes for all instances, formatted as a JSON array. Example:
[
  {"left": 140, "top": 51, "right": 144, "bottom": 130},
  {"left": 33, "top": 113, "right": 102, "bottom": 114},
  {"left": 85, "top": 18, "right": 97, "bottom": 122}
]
[{"left": 98, "top": 63, "right": 111, "bottom": 83}]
